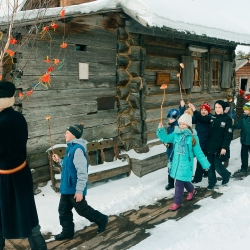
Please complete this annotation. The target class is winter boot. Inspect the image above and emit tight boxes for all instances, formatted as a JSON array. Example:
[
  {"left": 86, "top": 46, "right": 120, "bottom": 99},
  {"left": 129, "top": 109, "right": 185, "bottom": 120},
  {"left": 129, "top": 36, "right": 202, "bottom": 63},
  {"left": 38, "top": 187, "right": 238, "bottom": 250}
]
[
  {"left": 97, "top": 215, "right": 109, "bottom": 234},
  {"left": 169, "top": 203, "right": 181, "bottom": 211},
  {"left": 165, "top": 183, "right": 174, "bottom": 190},
  {"left": 222, "top": 172, "right": 231, "bottom": 185},
  {"left": 54, "top": 231, "right": 74, "bottom": 241},
  {"left": 186, "top": 189, "right": 196, "bottom": 201},
  {"left": 28, "top": 225, "right": 47, "bottom": 250},
  {"left": 0, "top": 231, "right": 5, "bottom": 250}
]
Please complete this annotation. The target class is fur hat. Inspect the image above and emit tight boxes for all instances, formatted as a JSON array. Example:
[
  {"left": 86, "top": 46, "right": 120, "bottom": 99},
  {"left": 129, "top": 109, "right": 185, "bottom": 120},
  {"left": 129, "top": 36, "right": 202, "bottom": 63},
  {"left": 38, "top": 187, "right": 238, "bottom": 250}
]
[
  {"left": 243, "top": 101, "right": 250, "bottom": 111},
  {"left": 214, "top": 100, "right": 226, "bottom": 111},
  {"left": 167, "top": 108, "right": 179, "bottom": 119},
  {"left": 67, "top": 123, "right": 84, "bottom": 139},
  {"left": 178, "top": 109, "right": 193, "bottom": 127},
  {"left": 200, "top": 102, "right": 211, "bottom": 113},
  {"left": 0, "top": 81, "right": 15, "bottom": 109}
]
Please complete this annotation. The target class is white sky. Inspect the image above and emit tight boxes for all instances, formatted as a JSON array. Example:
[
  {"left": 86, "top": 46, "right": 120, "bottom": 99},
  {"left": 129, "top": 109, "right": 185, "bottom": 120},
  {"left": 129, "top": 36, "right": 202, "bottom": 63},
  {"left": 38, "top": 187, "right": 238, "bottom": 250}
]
[{"left": 35, "top": 137, "right": 250, "bottom": 250}]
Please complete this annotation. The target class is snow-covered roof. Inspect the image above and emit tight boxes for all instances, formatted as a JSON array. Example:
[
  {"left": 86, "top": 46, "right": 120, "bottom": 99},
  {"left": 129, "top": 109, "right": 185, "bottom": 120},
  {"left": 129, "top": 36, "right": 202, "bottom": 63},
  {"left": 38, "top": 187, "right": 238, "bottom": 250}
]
[
  {"left": 236, "top": 59, "right": 248, "bottom": 71},
  {"left": 1, "top": 0, "right": 250, "bottom": 45}
]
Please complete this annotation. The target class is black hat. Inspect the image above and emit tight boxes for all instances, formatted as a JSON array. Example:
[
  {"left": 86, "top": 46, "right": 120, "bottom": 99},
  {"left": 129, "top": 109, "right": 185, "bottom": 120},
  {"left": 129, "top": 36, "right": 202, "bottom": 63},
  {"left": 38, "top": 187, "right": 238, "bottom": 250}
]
[
  {"left": 214, "top": 100, "right": 226, "bottom": 111},
  {"left": 0, "top": 81, "right": 15, "bottom": 98},
  {"left": 67, "top": 123, "right": 84, "bottom": 139}
]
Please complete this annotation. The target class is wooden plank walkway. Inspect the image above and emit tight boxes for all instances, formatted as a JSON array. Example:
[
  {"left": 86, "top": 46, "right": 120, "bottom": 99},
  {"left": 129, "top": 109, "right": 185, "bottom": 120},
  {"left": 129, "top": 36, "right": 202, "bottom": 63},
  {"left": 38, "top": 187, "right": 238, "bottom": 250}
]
[{"left": 5, "top": 187, "right": 222, "bottom": 250}]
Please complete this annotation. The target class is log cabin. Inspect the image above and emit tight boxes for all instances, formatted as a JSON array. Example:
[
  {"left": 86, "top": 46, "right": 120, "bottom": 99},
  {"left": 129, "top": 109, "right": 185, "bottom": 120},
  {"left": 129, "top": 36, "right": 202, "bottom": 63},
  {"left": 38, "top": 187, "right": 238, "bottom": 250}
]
[{"left": 1, "top": 0, "right": 250, "bottom": 189}]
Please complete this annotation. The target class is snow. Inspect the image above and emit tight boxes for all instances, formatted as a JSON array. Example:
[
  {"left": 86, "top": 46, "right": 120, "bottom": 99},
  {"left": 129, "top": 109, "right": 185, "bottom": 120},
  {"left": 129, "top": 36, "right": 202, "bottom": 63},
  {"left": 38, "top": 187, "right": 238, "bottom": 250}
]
[
  {"left": 35, "top": 137, "right": 250, "bottom": 250},
  {"left": 1, "top": 0, "right": 250, "bottom": 44}
]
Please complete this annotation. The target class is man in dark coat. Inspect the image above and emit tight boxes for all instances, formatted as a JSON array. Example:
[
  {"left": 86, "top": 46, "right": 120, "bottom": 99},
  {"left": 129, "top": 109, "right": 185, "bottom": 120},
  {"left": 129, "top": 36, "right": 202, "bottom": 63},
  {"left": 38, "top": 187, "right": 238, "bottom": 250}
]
[{"left": 0, "top": 81, "right": 47, "bottom": 250}]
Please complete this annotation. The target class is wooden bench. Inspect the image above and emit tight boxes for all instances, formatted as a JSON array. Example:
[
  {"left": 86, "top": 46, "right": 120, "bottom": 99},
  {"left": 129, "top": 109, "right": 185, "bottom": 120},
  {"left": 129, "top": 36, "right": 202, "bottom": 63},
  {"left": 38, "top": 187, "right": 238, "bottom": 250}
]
[{"left": 47, "top": 139, "right": 131, "bottom": 192}]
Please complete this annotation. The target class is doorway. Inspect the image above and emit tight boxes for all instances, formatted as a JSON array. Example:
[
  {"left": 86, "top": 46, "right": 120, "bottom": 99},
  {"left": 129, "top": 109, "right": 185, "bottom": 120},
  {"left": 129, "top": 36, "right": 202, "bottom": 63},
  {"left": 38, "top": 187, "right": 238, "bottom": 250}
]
[{"left": 240, "top": 78, "right": 248, "bottom": 91}]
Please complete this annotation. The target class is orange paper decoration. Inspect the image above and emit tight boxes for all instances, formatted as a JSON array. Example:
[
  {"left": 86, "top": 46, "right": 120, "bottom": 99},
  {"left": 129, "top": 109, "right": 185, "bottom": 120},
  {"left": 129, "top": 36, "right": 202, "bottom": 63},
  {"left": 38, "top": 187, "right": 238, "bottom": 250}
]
[
  {"left": 43, "top": 26, "right": 49, "bottom": 31},
  {"left": 10, "top": 37, "right": 18, "bottom": 44},
  {"left": 44, "top": 56, "right": 51, "bottom": 63},
  {"left": 54, "top": 58, "right": 60, "bottom": 65},
  {"left": 47, "top": 66, "right": 54, "bottom": 73},
  {"left": 18, "top": 92, "right": 24, "bottom": 98},
  {"left": 60, "top": 42, "right": 67, "bottom": 49},
  {"left": 60, "top": 10, "right": 65, "bottom": 18},
  {"left": 6, "top": 49, "right": 15, "bottom": 57},
  {"left": 51, "top": 23, "right": 58, "bottom": 31},
  {"left": 41, "top": 73, "right": 51, "bottom": 83},
  {"left": 45, "top": 115, "right": 51, "bottom": 120},
  {"left": 26, "top": 90, "right": 33, "bottom": 98}
]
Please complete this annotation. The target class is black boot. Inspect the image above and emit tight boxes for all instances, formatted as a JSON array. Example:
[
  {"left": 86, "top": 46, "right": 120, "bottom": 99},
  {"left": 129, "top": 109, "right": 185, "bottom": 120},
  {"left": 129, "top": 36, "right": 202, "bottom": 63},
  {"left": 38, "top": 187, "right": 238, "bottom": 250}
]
[
  {"left": 0, "top": 231, "right": 5, "bottom": 250},
  {"left": 55, "top": 231, "right": 74, "bottom": 241},
  {"left": 97, "top": 215, "right": 109, "bottom": 234},
  {"left": 28, "top": 225, "right": 47, "bottom": 250}
]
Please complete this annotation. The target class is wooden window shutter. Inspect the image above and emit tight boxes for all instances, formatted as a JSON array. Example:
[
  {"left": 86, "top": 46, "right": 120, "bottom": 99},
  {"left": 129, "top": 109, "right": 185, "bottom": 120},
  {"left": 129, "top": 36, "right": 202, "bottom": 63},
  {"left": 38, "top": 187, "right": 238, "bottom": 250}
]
[
  {"left": 221, "top": 61, "right": 233, "bottom": 88},
  {"left": 181, "top": 56, "right": 193, "bottom": 89}
]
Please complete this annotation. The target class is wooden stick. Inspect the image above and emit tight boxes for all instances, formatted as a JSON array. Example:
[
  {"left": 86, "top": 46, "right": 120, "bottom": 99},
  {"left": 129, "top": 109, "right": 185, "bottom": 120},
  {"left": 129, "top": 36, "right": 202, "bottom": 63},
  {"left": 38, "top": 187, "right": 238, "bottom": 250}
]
[
  {"left": 46, "top": 116, "right": 54, "bottom": 155},
  {"left": 160, "top": 84, "right": 167, "bottom": 123}
]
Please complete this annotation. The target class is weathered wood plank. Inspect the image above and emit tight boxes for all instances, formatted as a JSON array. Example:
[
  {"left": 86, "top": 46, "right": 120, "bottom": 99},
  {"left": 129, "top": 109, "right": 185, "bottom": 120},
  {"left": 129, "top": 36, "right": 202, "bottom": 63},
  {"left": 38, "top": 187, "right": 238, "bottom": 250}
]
[{"left": 146, "top": 56, "right": 180, "bottom": 70}]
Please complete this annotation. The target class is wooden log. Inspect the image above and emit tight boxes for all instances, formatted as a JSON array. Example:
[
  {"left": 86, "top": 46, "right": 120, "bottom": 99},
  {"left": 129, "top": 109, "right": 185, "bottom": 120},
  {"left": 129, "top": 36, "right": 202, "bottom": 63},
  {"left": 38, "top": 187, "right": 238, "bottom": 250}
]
[
  {"left": 120, "top": 132, "right": 132, "bottom": 141},
  {"left": 144, "top": 44, "right": 186, "bottom": 57},
  {"left": 127, "top": 61, "right": 141, "bottom": 77},
  {"left": 118, "top": 26, "right": 128, "bottom": 40},
  {"left": 127, "top": 93, "right": 140, "bottom": 109},
  {"left": 117, "top": 113, "right": 130, "bottom": 127},
  {"left": 129, "top": 47, "right": 145, "bottom": 61},
  {"left": 117, "top": 68, "right": 130, "bottom": 86},
  {"left": 131, "top": 120, "right": 142, "bottom": 133},
  {"left": 118, "top": 99, "right": 130, "bottom": 113},
  {"left": 127, "top": 78, "right": 141, "bottom": 93},
  {"left": 118, "top": 125, "right": 131, "bottom": 135},
  {"left": 146, "top": 56, "right": 180, "bottom": 70},
  {"left": 117, "top": 86, "right": 129, "bottom": 99},
  {"left": 118, "top": 41, "right": 129, "bottom": 53},
  {"left": 117, "top": 54, "right": 129, "bottom": 67},
  {"left": 130, "top": 108, "right": 146, "bottom": 121}
]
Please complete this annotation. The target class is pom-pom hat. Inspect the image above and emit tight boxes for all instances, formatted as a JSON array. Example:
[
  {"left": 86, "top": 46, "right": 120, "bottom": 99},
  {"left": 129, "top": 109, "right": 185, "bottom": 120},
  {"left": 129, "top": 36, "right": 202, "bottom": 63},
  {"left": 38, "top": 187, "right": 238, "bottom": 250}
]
[
  {"left": 243, "top": 101, "right": 250, "bottom": 111},
  {"left": 178, "top": 109, "right": 193, "bottom": 127},
  {"left": 200, "top": 102, "right": 211, "bottom": 113}
]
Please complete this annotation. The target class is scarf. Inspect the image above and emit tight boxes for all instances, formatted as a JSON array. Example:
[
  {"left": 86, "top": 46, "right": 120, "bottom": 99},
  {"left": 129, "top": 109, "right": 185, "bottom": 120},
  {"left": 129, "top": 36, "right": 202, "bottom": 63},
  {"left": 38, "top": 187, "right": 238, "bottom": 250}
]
[{"left": 177, "top": 130, "right": 190, "bottom": 155}]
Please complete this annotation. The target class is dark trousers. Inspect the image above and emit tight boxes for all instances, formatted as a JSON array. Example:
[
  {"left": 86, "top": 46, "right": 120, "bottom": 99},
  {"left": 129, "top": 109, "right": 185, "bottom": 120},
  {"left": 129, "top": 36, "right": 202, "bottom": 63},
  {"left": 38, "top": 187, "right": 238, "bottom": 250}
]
[
  {"left": 58, "top": 194, "right": 107, "bottom": 235},
  {"left": 174, "top": 180, "right": 194, "bottom": 205},
  {"left": 0, "top": 225, "right": 47, "bottom": 250},
  {"left": 193, "top": 148, "right": 207, "bottom": 182},
  {"left": 167, "top": 162, "right": 174, "bottom": 186},
  {"left": 207, "top": 154, "right": 231, "bottom": 186},
  {"left": 241, "top": 144, "right": 250, "bottom": 170}
]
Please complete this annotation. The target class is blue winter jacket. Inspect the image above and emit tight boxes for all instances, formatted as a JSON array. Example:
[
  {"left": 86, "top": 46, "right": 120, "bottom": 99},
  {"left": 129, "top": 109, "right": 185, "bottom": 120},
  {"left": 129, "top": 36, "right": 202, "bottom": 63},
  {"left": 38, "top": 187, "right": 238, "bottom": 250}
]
[
  {"left": 156, "top": 127, "right": 210, "bottom": 182},
  {"left": 60, "top": 138, "right": 88, "bottom": 196},
  {"left": 179, "top": 105, "right": 211, "bottom": 150},
  {"left": 166, "top": 120, "right": 179, "bottom": 162}
]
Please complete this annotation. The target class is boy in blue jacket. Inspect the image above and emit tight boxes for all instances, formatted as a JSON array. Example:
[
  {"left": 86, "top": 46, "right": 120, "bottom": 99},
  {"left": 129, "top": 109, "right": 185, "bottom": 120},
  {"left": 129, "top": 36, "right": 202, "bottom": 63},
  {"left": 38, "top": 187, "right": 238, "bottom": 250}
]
[
  {"left": 52, "top": 123, "right": 108, "bottom": 240},
  {"left": 164, "top": 109, "right": 179, "bottom": 190}
]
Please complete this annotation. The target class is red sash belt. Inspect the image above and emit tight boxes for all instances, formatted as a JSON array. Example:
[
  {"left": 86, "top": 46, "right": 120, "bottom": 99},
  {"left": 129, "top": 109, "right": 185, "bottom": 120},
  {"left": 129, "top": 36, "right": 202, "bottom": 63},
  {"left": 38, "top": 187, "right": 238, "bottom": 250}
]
[{"left": 0, "top": 160, "right": 27, "bottom": 174}]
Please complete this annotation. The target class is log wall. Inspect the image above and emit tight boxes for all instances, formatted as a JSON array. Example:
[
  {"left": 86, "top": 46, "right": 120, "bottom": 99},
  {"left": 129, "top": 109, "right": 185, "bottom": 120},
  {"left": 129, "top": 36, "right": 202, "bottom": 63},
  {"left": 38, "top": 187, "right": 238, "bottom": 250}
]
[{"left": 12, "top": 13, "right": 120, "bottom": 183}]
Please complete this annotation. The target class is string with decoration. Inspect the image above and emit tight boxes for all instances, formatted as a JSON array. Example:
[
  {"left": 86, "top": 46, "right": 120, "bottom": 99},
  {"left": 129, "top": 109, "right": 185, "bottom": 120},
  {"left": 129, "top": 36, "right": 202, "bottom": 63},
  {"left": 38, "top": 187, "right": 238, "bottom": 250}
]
[{"left": 239, "top": 89, "right": 250, "bottom": 100}]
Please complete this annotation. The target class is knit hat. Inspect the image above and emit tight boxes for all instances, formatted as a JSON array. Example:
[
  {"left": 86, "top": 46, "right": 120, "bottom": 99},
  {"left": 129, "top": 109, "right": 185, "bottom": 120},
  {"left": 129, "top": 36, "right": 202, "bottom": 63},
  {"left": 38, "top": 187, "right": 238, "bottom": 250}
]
[
  {"left": 200, "top": 102, "right": 211, "bottom": 113},
  {"left": 67, "top": 123, "right": 84, "bottom": 139},
  {"left": 214, "top": 100, "right": 226, "bottom": 111},
  {"left": 0, "top": 81, "right": 15, "bottom": 109},
  {"left": 178, "top": 109, "right": 193, "bottom": 127},
  {"left": 243, "top": 101, "right": 250, "bottom": 111},
  {"left": 167, "top": 108, "right": 179, "bottom": 119}
]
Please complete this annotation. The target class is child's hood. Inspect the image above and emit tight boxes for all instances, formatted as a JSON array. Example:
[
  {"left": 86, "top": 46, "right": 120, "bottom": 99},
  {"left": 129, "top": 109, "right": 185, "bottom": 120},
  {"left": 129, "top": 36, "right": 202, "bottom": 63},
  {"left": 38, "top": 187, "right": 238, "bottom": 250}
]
[
  {"left": 174, "top": 126, "right": 197, "bottom": 136},
  {"left": 67, "top": 138, "right": 87, "bottom": 151}
]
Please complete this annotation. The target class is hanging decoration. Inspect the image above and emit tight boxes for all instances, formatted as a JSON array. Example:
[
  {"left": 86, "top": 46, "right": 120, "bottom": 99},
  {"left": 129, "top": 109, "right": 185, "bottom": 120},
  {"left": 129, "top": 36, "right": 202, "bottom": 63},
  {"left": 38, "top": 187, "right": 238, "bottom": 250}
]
[
  {"left": 60, "top": 42, "right": 67, "bottom": 49},
  {"left": 10, "top": 37, "right": 18, "bottom": 44},
  {"left": 50, "top": 23, "right": 58, "bottom": 31},
  {"left": 18, "top": 92, "right": 24, "bottom": 99},
  {"left": 60, "top": 10, "right": 65, "bottom": 18},
  {"left": 26, "top": 90, "right": 34, "bottom": 98},
  {"left": 6, "top": 49, "right": 15, "bottom": 57},
  {"left": 54, "top": 58, "right": 60, "bottom": 65},
  {"left": 44, "top": 56, "right": 51, "bottom": 63},
  {"left": 40, "top": 73, "right": 51, "bottom": 86},
  {"left": 47, "top": 66, "right": 54, "bottom": 73},
  {"left": 239, "top": 89, "right": 250, "bottom": 100}
]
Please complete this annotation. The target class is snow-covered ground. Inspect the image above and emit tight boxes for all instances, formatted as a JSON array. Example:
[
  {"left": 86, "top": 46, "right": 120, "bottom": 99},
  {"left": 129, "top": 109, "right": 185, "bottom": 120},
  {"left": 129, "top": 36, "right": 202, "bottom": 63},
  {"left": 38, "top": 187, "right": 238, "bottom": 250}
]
[{"left": 35, "top": 137, "right": 250, "bottom": 249}]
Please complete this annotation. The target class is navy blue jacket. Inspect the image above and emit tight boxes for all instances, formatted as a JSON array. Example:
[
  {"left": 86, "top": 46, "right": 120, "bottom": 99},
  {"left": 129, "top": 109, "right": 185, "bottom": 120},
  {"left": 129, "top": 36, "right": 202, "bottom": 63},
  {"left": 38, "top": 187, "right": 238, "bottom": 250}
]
[
  {"left": 179, "top": 106, "right": 211, "bottom": 150},
  {"left": 166, "top": 120, "right": 178, "bottom": 162}
]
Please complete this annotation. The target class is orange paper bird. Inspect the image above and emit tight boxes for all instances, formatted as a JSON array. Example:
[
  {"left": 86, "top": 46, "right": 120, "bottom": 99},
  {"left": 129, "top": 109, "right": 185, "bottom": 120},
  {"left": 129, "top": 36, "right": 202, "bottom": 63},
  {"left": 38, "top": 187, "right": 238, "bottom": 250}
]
[
  {"left": 60, "top": 10, "right": 65, "bottom": 18},
  {"left": 43, "top": 26, "right": 49, "bottom": 31},
  {"left": 41, "top": 73, "right": 51, "bottom": 83},
  {"left": 54, "top": 58, "right": 60, "bottom": 65},
  {"left": 6, "top": 49, "right": 15, "bottom": 57},
  {"left": 60, "top": 42, "right": 67, "bottom": 49},
  {"left": 10, "top": 37, "right": 18, "bottom": 44},
  {"left": 44, "top": 56, "right": 51, "bottom": 63},
  {"left": 45, "top": 115, "right": 51, "bottom": 120},
  {"left": 26, "top": 90, "right": 33, "bottom": 98},
  {"left": 51, "top": 23, "right": 58, "bottom": 31}
]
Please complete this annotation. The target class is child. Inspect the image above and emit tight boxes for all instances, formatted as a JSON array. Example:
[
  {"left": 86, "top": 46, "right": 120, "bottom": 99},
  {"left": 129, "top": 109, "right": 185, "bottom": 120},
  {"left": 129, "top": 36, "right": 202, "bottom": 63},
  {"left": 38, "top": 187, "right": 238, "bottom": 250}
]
[
  {"left": 189, "top": 100, "right": 232, "bottom": 190},
  {"left": 180, "top": 100, "right": 211, "bottom": 183},
  {"left": 156, "top": 110, "right": 210, "bottom": 211},
  {"left": 164, "top": 108, "right": 179, "bottom": 190},
  {"left": 52, "top": 124, "right": 108, "bottom": 240},
  {"left": 233, "top": 101, "right": 250, "bottom": 173}
]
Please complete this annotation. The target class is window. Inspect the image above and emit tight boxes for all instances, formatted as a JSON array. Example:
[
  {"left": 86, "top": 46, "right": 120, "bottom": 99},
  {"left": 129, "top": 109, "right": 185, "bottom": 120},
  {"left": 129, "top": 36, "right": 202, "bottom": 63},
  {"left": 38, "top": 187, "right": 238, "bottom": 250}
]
[
  {"left": 193, "top": 58, "right": 201, "bottom": 87},
  {"left": 212, "top": 60, "right": 220, "bottom": 87},
  {"left": 75, "top": 44, "right": 87, "bottom": 51}
]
